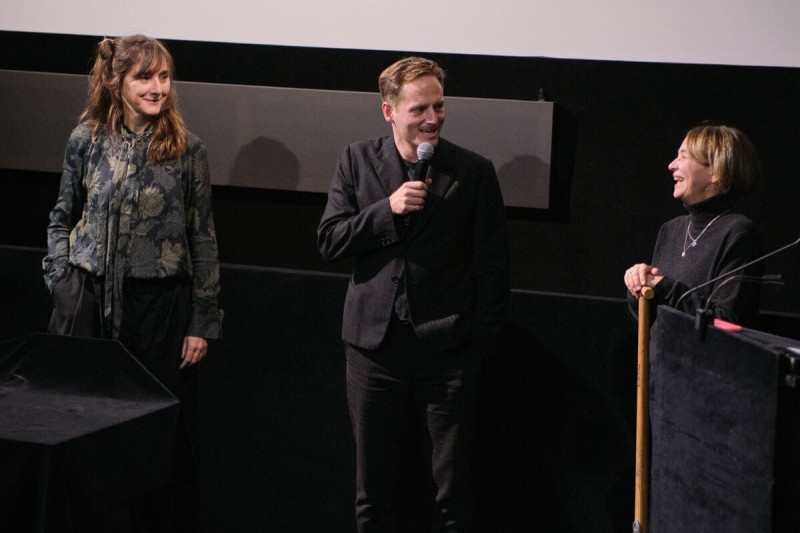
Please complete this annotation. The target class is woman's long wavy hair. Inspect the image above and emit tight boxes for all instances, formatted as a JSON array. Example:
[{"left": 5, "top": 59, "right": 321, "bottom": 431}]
[{"left": 79, "top": 34, "right": 188, "bottom": 163}]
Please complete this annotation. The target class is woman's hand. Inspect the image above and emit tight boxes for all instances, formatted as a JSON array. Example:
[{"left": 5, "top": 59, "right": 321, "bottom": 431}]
[
  {"left": 180, "top": 335, "right": 208, "bottom": 369},
  {"left": 624, "top": 263, "right": 663, "bottom": 298}
]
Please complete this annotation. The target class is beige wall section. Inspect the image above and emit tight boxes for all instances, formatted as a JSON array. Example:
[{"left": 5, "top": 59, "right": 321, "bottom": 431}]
[
  {"left": 1, "top": 69, "right": 553, "bottom": 208},
  {"left": 2, "top": 1, "right": 800, "bottom": 67}
]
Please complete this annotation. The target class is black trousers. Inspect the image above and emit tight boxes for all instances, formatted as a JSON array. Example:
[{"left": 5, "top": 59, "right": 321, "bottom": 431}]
[
  {"left": 345, "top": 317, "right": 480, "bottom": 533},
  {"left": 118, "top": 277, "right": 199, "bottom": 533},
  {"left": 48, "top": 267, "right": 198, "bottom": 533},
  {"left": 48, "top": 268, "right": 195, "bottom": 400}
]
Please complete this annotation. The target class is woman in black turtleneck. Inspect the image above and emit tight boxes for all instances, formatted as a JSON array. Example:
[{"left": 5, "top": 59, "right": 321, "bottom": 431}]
[{"left": 624, "top": 124, "right": 764, "bottom": 326}]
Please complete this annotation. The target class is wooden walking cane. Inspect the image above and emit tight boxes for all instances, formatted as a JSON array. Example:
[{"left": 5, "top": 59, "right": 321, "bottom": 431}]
[{"left": 633, "top": 286, "right": 654, "bottom": 533}]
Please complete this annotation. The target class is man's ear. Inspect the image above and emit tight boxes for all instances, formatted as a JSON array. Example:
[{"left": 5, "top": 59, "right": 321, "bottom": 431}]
[{"left": 381, "top": 101, "right": 394, "bottom": 124}]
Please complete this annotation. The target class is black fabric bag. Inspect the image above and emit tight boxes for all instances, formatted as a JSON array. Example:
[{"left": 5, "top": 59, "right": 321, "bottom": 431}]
[{"left": 48, "top": 266, "right": 103, "bottom": 337}]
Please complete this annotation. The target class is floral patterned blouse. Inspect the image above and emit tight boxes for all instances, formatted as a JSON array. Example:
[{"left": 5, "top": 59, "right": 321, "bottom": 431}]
[{"left": 43, "top": 123, "right": 222, "bottom": 339}]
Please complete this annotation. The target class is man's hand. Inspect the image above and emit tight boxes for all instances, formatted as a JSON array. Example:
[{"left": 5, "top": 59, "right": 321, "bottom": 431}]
[{"left": 389, "top": 178, "right": 432, "bottom": 215}]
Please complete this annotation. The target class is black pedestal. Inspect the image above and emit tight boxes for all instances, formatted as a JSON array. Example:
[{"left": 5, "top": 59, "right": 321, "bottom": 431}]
[
  {"left": 0, "top": 333, "right": 180, "bottom": 532},
  {"left": 649, "top": 306, "right": 800, "bottom": 533}
]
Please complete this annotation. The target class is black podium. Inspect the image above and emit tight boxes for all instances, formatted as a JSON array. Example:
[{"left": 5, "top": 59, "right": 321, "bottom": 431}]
[
  {"left": 649, "top": 306, "right": 800, "bottom": 533},
  {"left": 0, "top": 333, "right": 181, "bottom": 532}
]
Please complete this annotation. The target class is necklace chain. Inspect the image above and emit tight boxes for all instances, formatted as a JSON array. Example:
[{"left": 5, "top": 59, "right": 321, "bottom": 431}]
[{"left": 681, "top": 210, "right": 730, "bottom": 257}]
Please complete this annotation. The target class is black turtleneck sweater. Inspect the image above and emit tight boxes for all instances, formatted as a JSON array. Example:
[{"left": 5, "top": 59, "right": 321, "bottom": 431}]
[{"left": 628, "top": 194, "right": 763, "bottom": 326}]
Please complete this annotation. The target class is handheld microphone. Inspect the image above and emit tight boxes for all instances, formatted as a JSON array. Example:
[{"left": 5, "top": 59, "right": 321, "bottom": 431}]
[
  {"left": 405, "top": 143, "right": 435, "bottom": 227},
  {"left": 412, "top": 142, "right": 435, "bottom": 181}
]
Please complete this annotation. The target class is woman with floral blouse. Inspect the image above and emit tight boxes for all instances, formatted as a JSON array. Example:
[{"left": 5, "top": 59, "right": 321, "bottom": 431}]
[{"left": 42, "top": 34, "right": 222, "bottom": 530}]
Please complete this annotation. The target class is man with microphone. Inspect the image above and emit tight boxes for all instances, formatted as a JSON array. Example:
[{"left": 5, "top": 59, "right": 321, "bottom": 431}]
[{"left": 318, "top": 56, "right": 509, "bottom": 532}]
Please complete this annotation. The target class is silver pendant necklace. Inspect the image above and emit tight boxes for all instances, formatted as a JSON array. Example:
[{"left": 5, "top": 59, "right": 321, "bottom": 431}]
[{"left": 681, "top": 210, "right": 730, "bottom": 257}]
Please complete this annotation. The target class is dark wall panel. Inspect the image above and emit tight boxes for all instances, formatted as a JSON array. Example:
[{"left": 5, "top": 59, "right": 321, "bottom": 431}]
[
  {"left": 3, "top": 27, "right": 798, "bottom": 532},
  {"left": 1, "top": 245, "right": 637, "bottom": 532},
  {"left": 2, "top": 31, "right": 798, "bottom": 315}
]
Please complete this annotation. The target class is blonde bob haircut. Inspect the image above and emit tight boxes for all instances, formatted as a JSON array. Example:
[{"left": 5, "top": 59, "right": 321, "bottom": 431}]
[{"left": 684, "top": 124, "right": 763, "bottom": 199}]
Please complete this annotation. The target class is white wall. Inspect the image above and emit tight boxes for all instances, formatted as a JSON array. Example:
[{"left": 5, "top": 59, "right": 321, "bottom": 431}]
[{"left": 2, "top": 0, "right": 799, "bottom": 67}]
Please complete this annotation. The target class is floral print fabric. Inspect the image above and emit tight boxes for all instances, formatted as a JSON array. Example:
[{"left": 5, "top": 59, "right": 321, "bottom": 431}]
[{"left": 43, "top": 124, "right": 222, "bottom": 338}]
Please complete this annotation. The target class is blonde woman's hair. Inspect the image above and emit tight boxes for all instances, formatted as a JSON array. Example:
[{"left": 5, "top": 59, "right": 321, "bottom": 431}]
[{"left": 684, "top": 124, "right": 763, "bottom": 199}]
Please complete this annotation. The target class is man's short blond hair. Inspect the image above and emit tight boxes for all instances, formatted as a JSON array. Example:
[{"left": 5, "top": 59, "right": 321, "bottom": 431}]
[{"left": 379, "top": 56, "right": 445, "bottom": 104}]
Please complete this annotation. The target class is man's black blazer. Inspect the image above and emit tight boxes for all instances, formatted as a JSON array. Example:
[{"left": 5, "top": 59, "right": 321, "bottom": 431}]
[{"left": 318, "top": 136, "right": 509, "bottom": 352}]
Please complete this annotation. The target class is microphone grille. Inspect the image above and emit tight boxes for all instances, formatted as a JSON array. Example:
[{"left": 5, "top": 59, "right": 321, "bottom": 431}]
[{"left": 416, "top": 142, "right": 435, "bottom": 162}]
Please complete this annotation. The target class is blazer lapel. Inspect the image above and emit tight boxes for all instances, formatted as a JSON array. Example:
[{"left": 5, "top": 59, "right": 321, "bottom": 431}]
[{"left": 370, "top": 137, "right": 406, "bottom": 196}]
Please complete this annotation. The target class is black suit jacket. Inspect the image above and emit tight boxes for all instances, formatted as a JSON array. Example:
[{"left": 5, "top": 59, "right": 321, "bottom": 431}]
[{"left": 318, "top": 136, "right": 509, "bottom": 352}]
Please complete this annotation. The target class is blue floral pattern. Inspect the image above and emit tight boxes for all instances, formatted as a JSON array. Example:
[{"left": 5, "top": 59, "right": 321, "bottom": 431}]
[{"left": 43, "top": 124, "right": 222, "bottom": 338}]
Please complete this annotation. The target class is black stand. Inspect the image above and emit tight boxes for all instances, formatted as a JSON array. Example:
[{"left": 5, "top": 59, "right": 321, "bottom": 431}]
[
  {"left": 0, "top": 334, "right": 181, "bottom": 532},
  {"left": 648, "top": 306, "right": 800, "bottom": 533}
]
